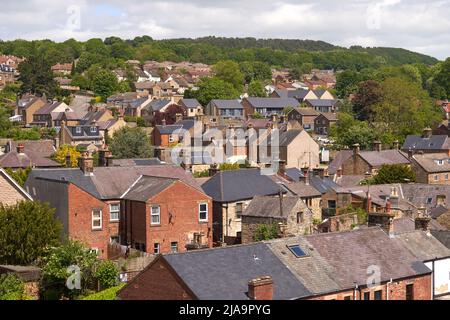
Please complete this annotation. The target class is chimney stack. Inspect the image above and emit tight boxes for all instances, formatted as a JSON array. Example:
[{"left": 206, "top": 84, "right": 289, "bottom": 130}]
[
  {"left": 390, "top": 187, "right": 399, "bottom": 208},
  {"left": 175, "top": 113, "right": 183, "bottom": 123},
  {"left": 393, "top": 140, "right": 400, "bottom": 150},
  {"left": 78, "top": 152, "right": 94, "bottom": 176},
  {"left": 208, "top": 163, "right": 220, "bottom": 177},
  {"left": 337, "top": 167, "right": 343, "bottom": 178},
  {"left": 161, "top": 118, "right": 166, "bottom": 126},
  {"left": 16, "top": 143, "right": 24, "bottom": 154},
  {"left": 415, "top": 216, "right": 431, "bottom": 233},
  {"left": 98, "top": 144, "right": 113, "bottom": 167},
  {"left": 278, "top": 160, "right": 286, "bottom": 177},
  {"left": 248, "top": 276, "right": 273, "bottom": 300},
  {"left": 300, "top": 167, "right": 309, "bottom": 185},
  {"left": 373, "top": 140, "right": 382, "bottom": 152},
  {"left": 368, "top": 212, "right": 395, "bottom": 236},
  {"left": 422, "top": 127, "right": 432, "bottom": 138},
  {"left": 352, "top": 143, "right": 360, "bottom": 157}
]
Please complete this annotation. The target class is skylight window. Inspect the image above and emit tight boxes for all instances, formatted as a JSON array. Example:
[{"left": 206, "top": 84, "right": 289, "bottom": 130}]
[{"left": 288, "top": 245, "right": 307, "bottom": 258}]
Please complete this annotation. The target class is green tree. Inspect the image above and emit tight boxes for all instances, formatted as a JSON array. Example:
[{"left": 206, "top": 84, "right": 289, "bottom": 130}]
[
  {"left": 41, "top": 240, "right": 98, "bottom": 300},
  {"left": 253, "top": 223, "right": 280, "bottom": 241},
  {"left": 368, "top": 164, "right": 416, "bottom": 185},
  {"left": 213, "top": 60, "right": 244, "bottom": 91},
  {"left": 335, "top": 70, "right": 361, "bottom": 99},
  {"left": 193, "top": 77, "right": 240, "bottom": 106},
  {"left": 248, "top": 80, "right": 266, "bottom": 97},
  {"left": 433, "top": 58, "right": 450, "bottom": 98},
  {"left": 352, "top": 80, "right": 383, "bottom": 121},
  {"left": 91, "top": 70, "right": 119, "bottom": 102},
  {"left": 329, "top": 112, "right": 376, "bottom": 149},
  {"left": 5, "top": 167, "right": 31, "bottom": 187},
  {"left": 373, "top": 77, "right": 441, "bottom": 139},
  {"left": 110, "top": 127, "right": 153, "bottom": 159},
  {"left": 0, "top": 201, "right": 62, "bottom": 265},
  {"left": 18, "top": 51, "right": 57, "bottom": 98}
]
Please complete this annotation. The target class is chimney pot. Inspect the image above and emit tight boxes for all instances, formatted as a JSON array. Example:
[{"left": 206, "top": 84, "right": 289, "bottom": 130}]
[
  {"left": 422, "top": 127, "right": 432, "bottom": 138},
  {"left": 415, "top": 216, "right": 431, "bottom": 232},
  {"left": 373, "top": 140, "right": 382, "bottom": 152},
  {"left": 16, "top": 143, "right": 24, "bottom": 154},
  {"left": 248, "top": 276, "right": 273, "bottom": 300},
  {"left": 78, "top": 152, "right": 94, "bottom": 176},
  {"left": 352, "top": 143, "right": 360, "bottom": 156}
]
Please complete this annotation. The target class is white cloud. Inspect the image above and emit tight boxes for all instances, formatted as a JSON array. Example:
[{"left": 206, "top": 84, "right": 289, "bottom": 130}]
[{"left": 0, "top": 0, "right": 448, "bottom": 59}]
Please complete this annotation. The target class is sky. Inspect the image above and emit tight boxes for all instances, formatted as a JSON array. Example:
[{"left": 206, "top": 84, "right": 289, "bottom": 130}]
[{"left": 0, "top": 0, "right": 449, "bottom": 60}]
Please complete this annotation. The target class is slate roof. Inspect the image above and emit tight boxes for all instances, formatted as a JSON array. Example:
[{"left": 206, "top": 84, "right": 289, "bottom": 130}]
[
  {"left": 180, "top": 98, "right": 201, "bottom": 108},
  {"left": 201, "top": 168, "right": 282, "bottom": 202},
  {"left": 309, "top": 176, "right": 342, "bottom": 194},
  {"left": 318, "top": 112, "right": 338, "bottom": 121},
  {"left": 284, "top": 181, "right": 322, "bottom": 198},
  {"left": 430, "top": 205, "right": 449, "bottom": 219},
  {"left": 241, "top": 195, "right": 303, "bottom": 219},
  {"left": 328, "top": 149, "right": 353, "bottom": 175},
  {"left": 26, "top": 165, "right": 203, "bottom": 200},
  {"left": 431, "top": 230, "right": 450, "bottom": 250},
  {"left": 163, "top": 243, "right": 311, "bottom": 300},
  {"left": 284, "top": 168, "right": 304, "bottom": 182},
  {"left": 278, "top": 129, "right": 302, "bottom": 147},
  {"left": 393, "top": 217, "right": 445, "bottom": 233},
  {"left": 156, "top": 119, "right": 195, "bottom": 135},
  {"left": 64, "top": 125, "right": 103, "bottom": 140},
  {"left": 412, "top": 153, "right": 450, "bottom": 173},
  {"left": 304, "top": 227, "right": 431, "bottom": 289},
  {"left": 290, "top": 107, "right": 319, "bottom": 116},
  {"left": 273, "top": 89, "right": 314, "bottom": 100},
  {"left": 112, "top": 158, "right": 162, "bottom": 167},
  {"left": 402, "top": 135, "right": 450, "bottom": 151},
  {"left": 210, "top": 99, "right": 243, "bottom": 109},
  {"left": 0, "top": 140, "right": 60, "bottom": 169},
  {"left": 148, "top": 99, "right": 172, "bottom": 111},
  {"left": 121, "top": 176, "right": 177, "bottom": 202},
  {"left": 358, "top": 150, "right": 410, "bottom": 167},
  {"left": 246, "top": 97, "right": 300, "bottom": 109},
  {"left": 305, "top": 99, "right": 339, "bottom": 107},
  {"left": 34, "top": 102, "right": 63, "bottom": 115},
  {"left": 395, "top": 230, "right": 450, "bottom": 261}
]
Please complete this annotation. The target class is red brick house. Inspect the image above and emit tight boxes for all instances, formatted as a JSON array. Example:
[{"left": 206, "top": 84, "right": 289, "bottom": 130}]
[
  {"left": 25, "top": 151, "right": 210, "bottom": 259},
  {"left": 121, "top": 176, "right": 212, "bottom": 254}
]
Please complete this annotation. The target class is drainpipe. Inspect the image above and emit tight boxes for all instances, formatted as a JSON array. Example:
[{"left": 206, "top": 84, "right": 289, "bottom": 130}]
[
  {"left": 386, "top": 278, "right": 393, "bottom": 300},
  {"left": 353, "top": 282, "right": 359, "bottom": 300}
]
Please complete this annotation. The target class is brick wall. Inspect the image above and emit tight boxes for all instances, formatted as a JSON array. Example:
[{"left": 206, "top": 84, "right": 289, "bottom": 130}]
[
  {"left": 125, "top": 181, "right": 212, "bottom": 254},
  {"left": 117, "top": 258, "right": 194, "bottom": 300},
  {"left": 68, "top": 184, "right": 119, "bottom": 259},
  {"left": 306, "top": 274, "right": 431, "bottom": 300}
]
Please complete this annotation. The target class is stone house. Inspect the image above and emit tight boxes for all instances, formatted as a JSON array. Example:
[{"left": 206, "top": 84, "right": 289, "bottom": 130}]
[
  {"left": 240, "top": 195, "right": 313, "bottom": 244},
  {"left": 0, "top": 140, "right": 60, "bottom": 170},
  {"left": 411, "top": 153, "right": 450, "bottom": 185},
  {"left": 16, "top": 96, "right": 46, "bottom": 126},
  {"left": 179, "top": 99, "right": 203, "bottom": 118},
  {"left": 286, "top": 107, "right": 319, "bottom": 131},
  {"left": 314, "top": 112, "right": 338, "bottom": 135},
  {"left": 402, "top": 129, "right": 450, "bottom": 155}
]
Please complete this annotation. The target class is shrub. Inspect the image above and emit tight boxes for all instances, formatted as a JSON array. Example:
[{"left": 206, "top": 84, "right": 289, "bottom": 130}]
[
  {"left": 0, "top": 274, "right": 27, "bottom": 300},
  {"left": 81, "top": 284, "right": 125, "bottom": 300},
  {"left": 95, "top": 260, "right": 119, "bottom": 290}
]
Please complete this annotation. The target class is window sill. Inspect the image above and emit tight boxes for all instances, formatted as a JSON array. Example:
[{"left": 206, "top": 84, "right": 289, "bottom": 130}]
[
  {"left": 150, "top": 224, "right": 161, "bottom": 227},
  {"left": 109, "top": 219, "right": 120, "bottom": 223}
]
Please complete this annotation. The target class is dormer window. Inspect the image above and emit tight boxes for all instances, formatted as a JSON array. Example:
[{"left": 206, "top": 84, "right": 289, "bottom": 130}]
[
  {"left": 75, "top": 126, "right": 81, "bottom": 134},
  {"left": 90, "top": 127, "right": 97, "bottom": 133},
  {"left": 437, "top": 160, "right": 444, "bottom": 165}
]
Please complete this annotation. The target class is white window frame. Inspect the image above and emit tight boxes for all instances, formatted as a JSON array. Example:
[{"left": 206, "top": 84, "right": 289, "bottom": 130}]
[
  {"left": 434, "top": 174, "right": 439, "bottom": 181},
  {"left": 199, "top": 203, "right": 208, "bottom": 222},
  {"left": 151, "top": 205, "right": 161, "bottom": 225},
  {"left": 92, "top": 209, "right": 102, "bottom": 230},
  {"left": 154, "top": 243, "right": 160, "bottom": 254},
  {"left": 170, "top": 242, "right": 178, "bottom": 253},
  {"left": 75, "top": 126, "right": 81, "bottom": 134},
  {"left": 109, "top": 203, "right": 120, "bottom": 222},
  {"left": 169, "top": 135, "right": 174, "bottom": 143},
  {"left": 90, "top": 126, "right": 97, "bottom": 133}
]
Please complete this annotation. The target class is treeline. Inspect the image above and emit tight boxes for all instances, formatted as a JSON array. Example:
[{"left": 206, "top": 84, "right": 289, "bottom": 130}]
[{"left": 0, "top": 36, "right": 439, "bottom": 74}]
